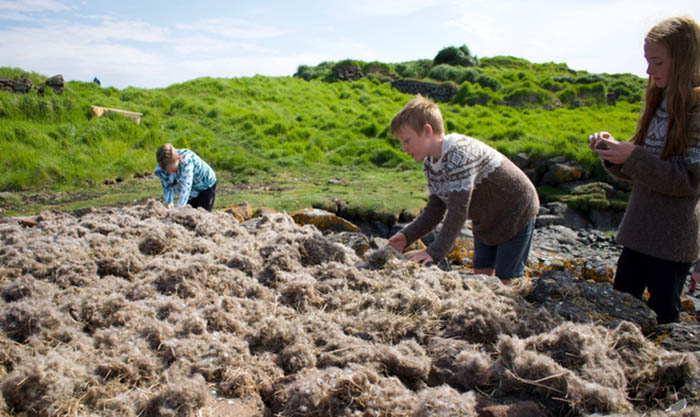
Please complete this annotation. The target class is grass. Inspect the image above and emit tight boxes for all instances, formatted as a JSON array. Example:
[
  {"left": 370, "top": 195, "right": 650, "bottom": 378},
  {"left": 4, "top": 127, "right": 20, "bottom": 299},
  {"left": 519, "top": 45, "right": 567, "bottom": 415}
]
[{"left": 0, "top": 57, "right": 645, "bottom": 217}]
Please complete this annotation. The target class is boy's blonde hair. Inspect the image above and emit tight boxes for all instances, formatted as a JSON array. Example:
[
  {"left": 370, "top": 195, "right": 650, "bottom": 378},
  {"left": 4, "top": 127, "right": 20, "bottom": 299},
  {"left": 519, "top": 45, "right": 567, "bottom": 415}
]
[
  {"left": 156, "top": 143, "right": 178, "bottom": 169},
  {"left": 633, "top": 15, "right": 700, "bottom": 158},
  {"left": 390, "top": 95, "right": 444, "bottom": 136}
]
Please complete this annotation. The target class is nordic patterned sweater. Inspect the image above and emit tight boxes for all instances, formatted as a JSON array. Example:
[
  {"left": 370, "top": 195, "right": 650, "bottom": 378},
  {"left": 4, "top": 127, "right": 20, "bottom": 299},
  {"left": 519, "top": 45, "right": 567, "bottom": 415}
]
[
  {"left": 154, "top": 148, "right": 217, "bottom": 208},
  {"left": 400, "top": 133, "right": 540, "bottom": 262},
  {"left": 604, "top": 100, "right": 700, "bottom": 263}
]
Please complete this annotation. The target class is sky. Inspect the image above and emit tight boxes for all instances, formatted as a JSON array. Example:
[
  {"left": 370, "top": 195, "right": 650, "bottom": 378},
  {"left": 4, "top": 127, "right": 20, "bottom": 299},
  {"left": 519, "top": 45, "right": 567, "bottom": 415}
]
[{"left": 1, "top": 0, "right": 700, "bottom": 89}]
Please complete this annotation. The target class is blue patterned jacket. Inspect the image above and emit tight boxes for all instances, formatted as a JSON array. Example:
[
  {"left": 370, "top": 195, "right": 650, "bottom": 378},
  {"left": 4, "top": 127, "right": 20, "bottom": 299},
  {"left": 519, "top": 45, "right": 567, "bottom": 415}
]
[{"left": 154, "top": 148, "right": 217, "bottom": 207}]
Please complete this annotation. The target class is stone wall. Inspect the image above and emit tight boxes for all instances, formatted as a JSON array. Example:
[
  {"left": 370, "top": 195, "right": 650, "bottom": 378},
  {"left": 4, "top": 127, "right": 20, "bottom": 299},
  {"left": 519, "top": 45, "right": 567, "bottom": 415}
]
[
  {"left": 0, "top": 74, "right": 64, "bottom": 94},
  {"left": 390, "top": 79, "right": 458, "bottom": 102}
]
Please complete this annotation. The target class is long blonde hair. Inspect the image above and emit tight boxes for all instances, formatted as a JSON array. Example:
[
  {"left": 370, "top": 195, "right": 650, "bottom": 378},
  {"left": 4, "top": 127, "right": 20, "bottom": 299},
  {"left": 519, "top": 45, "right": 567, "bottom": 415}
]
[{"left": 632, "top": 16, "right": 700, "bottom": 158}]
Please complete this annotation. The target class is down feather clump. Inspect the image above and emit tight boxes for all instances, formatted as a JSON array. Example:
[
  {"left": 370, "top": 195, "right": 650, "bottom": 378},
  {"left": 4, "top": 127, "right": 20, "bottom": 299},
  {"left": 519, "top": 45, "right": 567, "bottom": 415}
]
[{"left": 0, "top": 200, "right": 697, "bottom": 416}]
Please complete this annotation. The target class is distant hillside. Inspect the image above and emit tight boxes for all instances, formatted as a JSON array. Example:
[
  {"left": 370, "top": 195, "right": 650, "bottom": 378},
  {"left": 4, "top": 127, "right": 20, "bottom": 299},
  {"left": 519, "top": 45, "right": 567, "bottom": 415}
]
[
  {"left": 0, "top": 47, "right": 644, "bottom": 202},
  {"left": 295, "top": 45, "right": 646, "bottom": 107}
]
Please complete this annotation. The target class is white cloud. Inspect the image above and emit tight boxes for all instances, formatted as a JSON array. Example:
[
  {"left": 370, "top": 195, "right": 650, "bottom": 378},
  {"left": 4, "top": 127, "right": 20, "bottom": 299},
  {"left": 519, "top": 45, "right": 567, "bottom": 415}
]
[
  {"left": 334, "top": 0, "right": 445, "bottom": 17},
  {"left": 174, "top": 18, "right": 284, "bottom": 40},
  {"left": 176, "top": 52, "right": 330, "bottom": 78},
  {"left": 443, "top": 0, "right": 693, "bottom": 76},
  {"left": 304, "top": 35, "right": 379, "bottom": 61},
  {"left": 3, "top": 0, "right": 700, "bottom": 88},
  {"left": 171, "top": 35, "right": 280, "bottom": 56},
  {"left": 0, "top": 0, "right": 69, "bottom": 12}
]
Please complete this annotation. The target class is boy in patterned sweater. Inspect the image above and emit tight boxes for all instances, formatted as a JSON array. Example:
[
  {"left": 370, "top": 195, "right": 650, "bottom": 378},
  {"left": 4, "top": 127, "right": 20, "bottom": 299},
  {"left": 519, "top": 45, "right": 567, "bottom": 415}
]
[
  {"left": 154, "top": 143, "right": 217, "bottom": 212},
  {"left": 387, "top": 95, "right": 539, "bottom": 283}
]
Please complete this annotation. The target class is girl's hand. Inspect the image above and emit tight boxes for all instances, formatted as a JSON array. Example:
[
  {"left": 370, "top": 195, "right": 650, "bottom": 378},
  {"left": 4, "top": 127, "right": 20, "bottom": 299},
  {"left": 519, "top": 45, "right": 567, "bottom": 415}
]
[
  {"left": 588, "top": 131, "right": 635, "bottom": 164},
  {"left": 588, "top": 131, "right": 614, "bottom": 150},
  {"left": 387, "top": 232, "right": 407, "bottom": 253},
  {"left": 405, "top": 250, "right": 434, "bottom": 265}
]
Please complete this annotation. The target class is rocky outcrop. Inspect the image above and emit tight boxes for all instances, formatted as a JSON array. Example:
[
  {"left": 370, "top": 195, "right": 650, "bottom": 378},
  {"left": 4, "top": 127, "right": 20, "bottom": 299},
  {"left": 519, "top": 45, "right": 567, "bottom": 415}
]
[
  {"left": 291, "top": 207, "right": 360, "bottom": 233},
  {"left": 529, "top": 270, "right": 657, "bottom": 334},
  {"left": 391, "top": 79, "right": 459, "bottom": 102},
  {"left": 331, "top": 62, "right": 364, "bottom": 81},
  {"left": 38, "top": 74, "right": 65, "bottom": 94},
  {"left": 0, "top": 74, "right": 64, "bottom": 94},
  {"left": 0, "top": 76, "right": 32, "bottom": 93}
]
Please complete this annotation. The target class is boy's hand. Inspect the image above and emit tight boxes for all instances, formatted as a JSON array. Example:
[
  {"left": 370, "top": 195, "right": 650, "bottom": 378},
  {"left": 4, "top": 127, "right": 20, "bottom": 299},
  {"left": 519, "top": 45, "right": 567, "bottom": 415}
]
[
  {"left": 406, "top": 250, "right": 434, "bottom": 265},
  {"left": 387, "top": 232, "right": 407, "bottom": 253}
]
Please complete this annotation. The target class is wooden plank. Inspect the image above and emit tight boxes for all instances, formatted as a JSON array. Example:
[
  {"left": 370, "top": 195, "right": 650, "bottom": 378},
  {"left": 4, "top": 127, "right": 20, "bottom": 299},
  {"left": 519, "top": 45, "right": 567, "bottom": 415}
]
[{"left": 91, "top": 105, "right": 143, "bottom": 124}]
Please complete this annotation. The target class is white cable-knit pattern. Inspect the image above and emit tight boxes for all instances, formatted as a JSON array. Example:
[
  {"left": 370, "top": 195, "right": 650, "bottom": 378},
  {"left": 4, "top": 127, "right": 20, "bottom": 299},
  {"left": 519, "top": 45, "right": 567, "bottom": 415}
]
[
  {"left": 424, "top": 133, "right": 504, "bottom": 201},
  {"left": 643, "top": 100, "right": 700, "bottom": 165}
]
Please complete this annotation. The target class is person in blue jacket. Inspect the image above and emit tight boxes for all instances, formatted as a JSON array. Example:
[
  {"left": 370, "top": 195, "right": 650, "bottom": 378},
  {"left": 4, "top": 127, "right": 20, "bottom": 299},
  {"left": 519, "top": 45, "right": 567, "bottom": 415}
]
[{"left": 154, "top": 143, "right": 217, "bottom": 211}]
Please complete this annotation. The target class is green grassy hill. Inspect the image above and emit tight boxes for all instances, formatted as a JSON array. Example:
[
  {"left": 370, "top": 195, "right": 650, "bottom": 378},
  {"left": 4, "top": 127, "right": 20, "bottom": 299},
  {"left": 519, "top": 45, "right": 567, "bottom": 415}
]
[{"left": 0, "top": 48, "right": 645, "bottom": 216}]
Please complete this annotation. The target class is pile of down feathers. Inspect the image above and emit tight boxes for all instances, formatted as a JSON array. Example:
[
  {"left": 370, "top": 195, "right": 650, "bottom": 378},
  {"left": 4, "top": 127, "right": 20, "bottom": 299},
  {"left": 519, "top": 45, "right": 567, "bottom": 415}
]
[{"left": 0, "top": 200, "right": 698, "bottom": 417}]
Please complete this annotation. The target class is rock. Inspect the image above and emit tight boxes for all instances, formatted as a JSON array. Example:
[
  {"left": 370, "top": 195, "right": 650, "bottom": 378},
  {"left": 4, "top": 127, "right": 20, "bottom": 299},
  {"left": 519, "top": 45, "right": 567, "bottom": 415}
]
[
  {"left": 291, "top": 208, "right": 360, "bottom": 233},
  {"left": 548, "top": 225, "right": 578, "bottom": 245},
  {"left": 252, "top": 206, "right": 278, "bottom": 218},
  {"left": 562, "top": 207, "right": 592, "bottom": 229},
  {"left": 530, "top": 225, "right": 621, "bottom": 270},
  {"left": 329, "top": 232, "right": 371, "bottom": 256},
  {"left": 357, "top": 219, "right": 392, "bottom": 238},
  {"left": 391, "top": 79, "right": 458, "bottom": 102},
  {"left": 446, "top": 237, "right": 473, "bottom": 265},
  {"left": 44, "top": 74, "right": 64, "bottom": 93},
  {"left": 0, "top": 77, "right": 13, "bottom": 92},
  {"left": 332, "top": 62, "right": 364, "bottom": 81},
  {"left": 522, "top": 167, "right": 540, "bottom": 186},
  {"left": 535, "top": 214, "right": 564, "bottom": 228},
  {"left": 542, "top": 162, "right": 584, "bottom": 184},
  {"left": 398, "top": 209, "right": 416, "bottom": 223},
  {"left": 223, "top": 201, "right": 253, "bottom": 222},
  {"left": 12, "top": 77, "right": 32, "bottom": 93},
  {"left": 38, "top": 74, "right": 65, "bottom": 94},
  {"left": 405, "top": 239, "right": 427, "bottom": 253},
  {"left": 529, "top": 270, "right": 657, "bottom": 334},
  {"left": 478, "top": 401, "right": 547, "bottom": 417},
  {"left": 18, "top": 217, "right": 37, "bottom": 228},
  {"left": 655, "top": 322, "right": 700, "bottom": 352},
  {"left": 562, "top": 257, "right": 614, "bottom": 283},
  {"left": 542, "top": 202, "right": 591, "bottom": 230},
  {"left": 511, "top": 153, "right": 530, "bottom": 170},
  {"left": 588, "top": 208, "right": 624, "bottom": 230},
  {"left": 314, "top": 197, "right": 347, "bottom": 214}
]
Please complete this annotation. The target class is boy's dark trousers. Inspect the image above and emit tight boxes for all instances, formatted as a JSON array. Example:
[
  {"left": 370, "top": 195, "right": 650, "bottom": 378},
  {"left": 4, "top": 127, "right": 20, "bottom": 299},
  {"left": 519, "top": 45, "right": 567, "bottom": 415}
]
[
  {"left": 613, "top": 247, "right": 691, "bottom": 324},
  {"left": 187, "top": 182, "right": 217, "bottom": 212}
]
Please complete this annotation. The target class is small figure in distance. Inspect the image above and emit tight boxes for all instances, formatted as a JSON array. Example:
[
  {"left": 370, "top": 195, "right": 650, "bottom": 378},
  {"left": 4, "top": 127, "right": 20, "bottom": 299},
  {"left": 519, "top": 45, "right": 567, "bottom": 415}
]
[
  {"left": 587, "top": 16, "right": 700, "bottom": 325},
  {"left": 386, "top": 95, "right": 540, "bottom": 285},
  {"left": 154, "top": 143, "right": 217, "bottom": 211}
]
